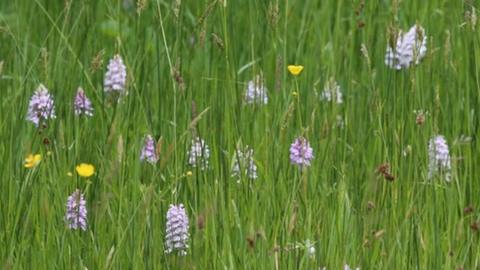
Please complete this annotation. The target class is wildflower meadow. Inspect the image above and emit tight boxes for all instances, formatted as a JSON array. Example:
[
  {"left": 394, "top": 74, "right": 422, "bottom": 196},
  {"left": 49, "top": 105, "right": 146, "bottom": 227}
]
[{"left": 1, "top": 0, "right": 479, "bottom": 269}]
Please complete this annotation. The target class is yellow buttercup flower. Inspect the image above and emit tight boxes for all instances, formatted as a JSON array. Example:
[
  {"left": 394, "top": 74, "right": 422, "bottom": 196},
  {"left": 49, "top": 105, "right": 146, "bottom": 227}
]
[
  {"left": 76, "top": 163, "right": 95, "bottom": 177},
  {"left": 24, "top": 154, "right": 41, "bottom": 168},
  {"left": 186, "top": 171, "right": 193, "bottom": 177},
  {"left": 287, "top": 65, "right": 304, "bottom": 76}
]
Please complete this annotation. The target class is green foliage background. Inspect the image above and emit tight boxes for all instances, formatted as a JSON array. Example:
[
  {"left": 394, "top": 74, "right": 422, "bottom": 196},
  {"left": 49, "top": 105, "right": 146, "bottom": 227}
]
[{"left": 0, "top": 0, "right": 479, "bottom": 268}]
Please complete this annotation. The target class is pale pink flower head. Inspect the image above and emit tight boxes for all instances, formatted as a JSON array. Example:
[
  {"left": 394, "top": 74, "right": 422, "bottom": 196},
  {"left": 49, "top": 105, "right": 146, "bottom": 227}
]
[
  {"left": 26, "top": 84, "right": 56, "bottom": 126},
  {"left": 245, "top": 75, "right": 268, "bottom": 105},
  {"left": 428, "top": 135, "right": 451, "bottom": 181},
  {"left": 104, "top": 54, "right": 127, "bottom": 95},
  {"left": 74, "top": 87, "right": 94, "bottom": 117},
  {"left": 385, "top": 24, "right": 427, "bottom": 69},
  {"left": 165, "top": 204, "right": 189, "bottom": 255},
  {"left": 140, "top": 134, "right": 158, "bottom": 164},
  {"left": 289, "top": 137, "right": 314, "bottom": 167},
  {"left": 65, "top": 189, "right": 87, "bottom": 231},
  {"left": 187, "top": 137, "right": 210, "bottom": 170}
]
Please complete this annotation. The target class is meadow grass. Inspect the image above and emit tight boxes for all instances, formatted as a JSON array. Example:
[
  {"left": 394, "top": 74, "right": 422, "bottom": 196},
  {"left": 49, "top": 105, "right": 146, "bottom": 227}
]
[{"left": 0, "top": 0, "right": 479, "bottom": 269}]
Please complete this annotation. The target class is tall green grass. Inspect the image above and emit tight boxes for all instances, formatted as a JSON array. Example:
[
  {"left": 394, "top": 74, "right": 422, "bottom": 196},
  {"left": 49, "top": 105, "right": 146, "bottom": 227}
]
[{"left": 0, "top": 0, "right": 479, "bottom": 268}]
